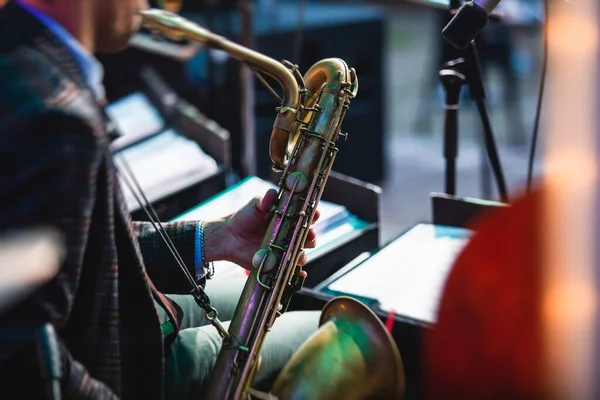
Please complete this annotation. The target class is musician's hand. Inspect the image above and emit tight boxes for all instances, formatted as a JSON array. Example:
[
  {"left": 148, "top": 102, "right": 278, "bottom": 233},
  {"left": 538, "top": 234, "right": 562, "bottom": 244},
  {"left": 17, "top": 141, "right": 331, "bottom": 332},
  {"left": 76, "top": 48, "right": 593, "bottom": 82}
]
[{"left": 204, "top": 189, "right": 320, "bottom": 270}]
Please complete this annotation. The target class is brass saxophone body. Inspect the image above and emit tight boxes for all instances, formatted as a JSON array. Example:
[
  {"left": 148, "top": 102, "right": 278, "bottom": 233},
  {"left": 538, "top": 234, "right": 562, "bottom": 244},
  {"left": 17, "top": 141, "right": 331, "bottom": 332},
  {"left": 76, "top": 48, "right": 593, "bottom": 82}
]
[
  {"left": 207, "top": 59, "right": 358, "bottom": 400},
  {"left": 140, "top": 9, "right": 404, "bottom": 400}
]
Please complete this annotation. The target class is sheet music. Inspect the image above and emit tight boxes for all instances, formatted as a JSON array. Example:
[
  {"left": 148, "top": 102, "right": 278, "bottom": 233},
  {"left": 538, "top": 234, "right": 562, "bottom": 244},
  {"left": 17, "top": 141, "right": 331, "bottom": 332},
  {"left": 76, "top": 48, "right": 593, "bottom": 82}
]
[
  {"left": 326, "top": 224, "right": 472, "bottom": 324},
  {"left": 305, "top": 218, "right": 359, "bottom": 258},
  {"left": 177, "top": 176, "right": 349, "bottom": 234},
  {"left": 115, "top": 129, "right": 219, "bottom": 210},
  {"left": 106, "top": 92, "right": 165, "bottom": 149},
  {"left": 179, "top": 176, "right": 277, "bottom": 221}
]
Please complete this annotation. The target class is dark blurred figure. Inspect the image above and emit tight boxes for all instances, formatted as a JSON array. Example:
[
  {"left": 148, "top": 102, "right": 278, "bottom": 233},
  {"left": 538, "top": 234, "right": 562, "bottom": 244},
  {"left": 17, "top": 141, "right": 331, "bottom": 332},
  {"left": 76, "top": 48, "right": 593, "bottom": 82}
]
[
  {"left": 0, "top": 0, "right": 320, "bottom": 399},
  {"left": 425, "top": 187, "right": 545, "bottom": 399}
]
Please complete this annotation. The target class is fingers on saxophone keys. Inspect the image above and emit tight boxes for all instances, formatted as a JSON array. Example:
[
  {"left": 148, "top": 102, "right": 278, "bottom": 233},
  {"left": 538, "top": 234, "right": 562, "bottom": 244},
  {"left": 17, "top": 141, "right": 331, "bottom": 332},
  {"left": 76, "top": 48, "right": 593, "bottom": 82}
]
[
  {"left": 297, "top": 251, "right": 308, "bottom": 266},
  {"left": 305, "top": 229, "right": 317, "bottom": 248},
  {"left": 258, "top": 188, "right": 278, "bottom": 214},
  {"left": 312, "top": 210, "right": 321, "bottom": 224}
]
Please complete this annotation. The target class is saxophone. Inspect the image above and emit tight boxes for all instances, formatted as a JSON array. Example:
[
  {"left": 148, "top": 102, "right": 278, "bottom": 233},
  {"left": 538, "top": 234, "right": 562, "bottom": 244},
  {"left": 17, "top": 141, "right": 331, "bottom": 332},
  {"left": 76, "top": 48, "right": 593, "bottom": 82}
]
[{"left": 139, "top": 9, "right": 404, "bottom": 400}]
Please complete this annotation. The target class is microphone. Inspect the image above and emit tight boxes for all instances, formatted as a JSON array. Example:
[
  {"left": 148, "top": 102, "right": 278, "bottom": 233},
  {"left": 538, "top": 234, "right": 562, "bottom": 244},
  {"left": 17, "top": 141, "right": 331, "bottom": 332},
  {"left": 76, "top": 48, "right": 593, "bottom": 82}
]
[{"left": 442, "top": 0, "right": 502, "bottom": 49}]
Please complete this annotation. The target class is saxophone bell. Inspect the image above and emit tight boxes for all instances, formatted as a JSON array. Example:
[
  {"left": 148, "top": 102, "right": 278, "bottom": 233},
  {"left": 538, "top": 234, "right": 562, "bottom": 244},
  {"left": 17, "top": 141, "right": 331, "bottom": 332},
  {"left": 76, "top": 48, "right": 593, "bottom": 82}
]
[{"left": 272, "top": 296, "right": 405, "bottom": 400}]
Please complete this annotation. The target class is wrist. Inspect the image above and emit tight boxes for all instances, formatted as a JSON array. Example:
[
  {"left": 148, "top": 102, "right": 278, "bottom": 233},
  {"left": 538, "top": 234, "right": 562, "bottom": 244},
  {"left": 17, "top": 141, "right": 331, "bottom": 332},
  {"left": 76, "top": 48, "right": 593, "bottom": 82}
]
[{"left": 201, "top": 218, "right": 229, "bottom": 263}]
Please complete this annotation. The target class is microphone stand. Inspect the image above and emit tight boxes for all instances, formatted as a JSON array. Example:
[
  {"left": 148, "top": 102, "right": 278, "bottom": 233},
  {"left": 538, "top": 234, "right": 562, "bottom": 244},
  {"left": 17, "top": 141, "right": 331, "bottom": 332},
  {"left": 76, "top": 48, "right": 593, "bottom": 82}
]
[
  {"left": 439, "top": 1, "right": 509, "bottom": 202},
  {"left": 440, "top": 60, "right": 466, "bottom": 196},
  {"left": 239, "top": 0, "right": 257, "bottom": 177}
]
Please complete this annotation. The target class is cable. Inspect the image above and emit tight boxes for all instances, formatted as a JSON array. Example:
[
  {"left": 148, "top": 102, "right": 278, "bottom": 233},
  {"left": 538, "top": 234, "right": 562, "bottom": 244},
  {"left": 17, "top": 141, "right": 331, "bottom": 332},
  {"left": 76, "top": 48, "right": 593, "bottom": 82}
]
[
  {"left": 526, "top": 0, "right": 549, "bottom": 192},
  {"left": 117, "top": 156, "right": 195, "bottom": 285},
  {"left": 116, "top": 154, "right": 215, "bottom": 312}
]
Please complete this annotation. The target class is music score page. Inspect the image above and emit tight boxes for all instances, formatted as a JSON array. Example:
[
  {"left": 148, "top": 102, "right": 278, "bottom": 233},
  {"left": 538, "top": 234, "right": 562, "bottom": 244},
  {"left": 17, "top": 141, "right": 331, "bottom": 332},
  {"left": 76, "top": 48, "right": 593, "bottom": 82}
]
[{"left": 326, "top": 224, "right": 472, "bottom": 324}]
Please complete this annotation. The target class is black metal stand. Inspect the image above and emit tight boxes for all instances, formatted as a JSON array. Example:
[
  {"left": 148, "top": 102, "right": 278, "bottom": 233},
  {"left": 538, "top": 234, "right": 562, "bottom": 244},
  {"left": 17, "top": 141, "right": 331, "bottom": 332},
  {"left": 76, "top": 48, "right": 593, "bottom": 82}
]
[
  {"left": 438, "top": 45, "right": 509, "bottom": 202},
  {"left": 465, "top": 42, "right": 508, "bottom": 202},
  {"left": 239, "top": 0, "right": 257, "bottom": 177},
  {"left": 439, "top": 61, "right": 466, "bottom": 196},
  {"left": 437, "top": 0, "right": 509, "bottom": 203},
  {"left": 480, "top": 127, "right": 493, "bottom": 199}
]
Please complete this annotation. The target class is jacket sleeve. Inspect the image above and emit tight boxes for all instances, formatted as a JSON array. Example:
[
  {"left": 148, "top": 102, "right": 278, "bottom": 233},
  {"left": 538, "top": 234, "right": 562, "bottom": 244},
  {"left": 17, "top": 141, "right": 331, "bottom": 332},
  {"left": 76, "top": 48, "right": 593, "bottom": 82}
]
[
  {"left": 131, "top": 220, "right": 199, "bottom": 294},
  {"left": 0, "top": 111, "right": 118, "bottom": 398}
]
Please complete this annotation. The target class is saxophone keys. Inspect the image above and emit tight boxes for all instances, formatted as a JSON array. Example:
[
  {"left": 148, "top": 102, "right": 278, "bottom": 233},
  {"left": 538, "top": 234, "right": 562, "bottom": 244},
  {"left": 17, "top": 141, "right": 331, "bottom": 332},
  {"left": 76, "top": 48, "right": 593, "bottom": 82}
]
[
  {"left": 285, "top": 172, "right": 308, "bottom": 193},
  {"left": 252, "top": 249, "right": 278, "bottom": 274},
  {"left": 290, "top": 271, "right": 306, "bottom": 291},
  {"left": 345, "top": 67, "right": 359, "bottom": 97}
]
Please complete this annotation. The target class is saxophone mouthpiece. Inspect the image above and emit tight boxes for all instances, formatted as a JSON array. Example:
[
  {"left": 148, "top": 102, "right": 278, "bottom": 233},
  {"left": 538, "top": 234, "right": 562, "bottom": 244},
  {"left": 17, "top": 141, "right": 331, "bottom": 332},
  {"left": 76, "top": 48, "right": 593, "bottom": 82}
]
[
  {"left": 138, "top": 8, "right": 180, "bottom": 29},
  {"left": 138, "top": 8, "right": 214, "bottom": 44},
  {"left": 138, "top": 8, "right": 190, "bottom": 42}
]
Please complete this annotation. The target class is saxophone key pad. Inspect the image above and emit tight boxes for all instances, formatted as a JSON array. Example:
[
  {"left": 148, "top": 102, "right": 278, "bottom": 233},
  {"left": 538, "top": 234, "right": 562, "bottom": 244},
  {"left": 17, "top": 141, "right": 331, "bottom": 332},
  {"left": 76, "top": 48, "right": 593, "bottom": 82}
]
[
  {"left": 252, "top": 248, "right": 278, "bottom": 273},
  {"left": 285, "top": 172, "right": 308, "bottom": 193}
]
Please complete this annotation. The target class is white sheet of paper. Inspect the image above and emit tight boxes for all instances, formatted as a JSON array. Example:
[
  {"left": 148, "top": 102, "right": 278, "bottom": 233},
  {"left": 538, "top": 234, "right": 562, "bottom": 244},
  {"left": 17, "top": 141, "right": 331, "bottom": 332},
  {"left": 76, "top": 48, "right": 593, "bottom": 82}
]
[
  {"left": 115, "top": 129, "right": 219, "bottom": 210},
  {"left": 326, "top": 224, "right": 471, "bottom": 324},
  {"left": 106, "top": 92, "right": 165, "bottom": 149},
  {"left": 178, "top": 177, "right": 277, "bottom": 221}
]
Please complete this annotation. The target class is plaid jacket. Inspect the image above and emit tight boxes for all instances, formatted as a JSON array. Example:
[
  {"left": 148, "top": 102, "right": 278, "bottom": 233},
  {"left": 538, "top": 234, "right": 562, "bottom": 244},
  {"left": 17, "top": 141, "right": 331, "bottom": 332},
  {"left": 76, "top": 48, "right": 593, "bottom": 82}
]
[{"left": 0, "top": 2, "right": 201, "bottom": 398}]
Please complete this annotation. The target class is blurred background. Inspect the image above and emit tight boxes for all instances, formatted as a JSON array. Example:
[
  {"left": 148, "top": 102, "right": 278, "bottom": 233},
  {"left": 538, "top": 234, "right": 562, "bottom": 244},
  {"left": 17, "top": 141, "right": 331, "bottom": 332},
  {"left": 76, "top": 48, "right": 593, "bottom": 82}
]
[
  {"left": 7, "top": 2, "right": 600, "bottom": 398},
  {"left": 356, "top": 0, "right": 543, "bottom": 242},
  {"left": 95, "top": 4, "right": 551, "bottom": 394},
  {"left": 96, "top": 0, "right": 545, "bottom": 244}
]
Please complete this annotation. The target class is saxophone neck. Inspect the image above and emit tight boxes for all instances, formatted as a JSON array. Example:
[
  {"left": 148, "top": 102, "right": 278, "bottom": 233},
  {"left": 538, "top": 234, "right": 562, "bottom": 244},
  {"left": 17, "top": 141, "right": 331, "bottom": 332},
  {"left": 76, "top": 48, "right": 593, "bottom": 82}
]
[
  {"left": 139, "top": 8, "right": 301, "bottom": 170},
  {"left": 138, "top": 9, "right": 299, "bottom": 99}
]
